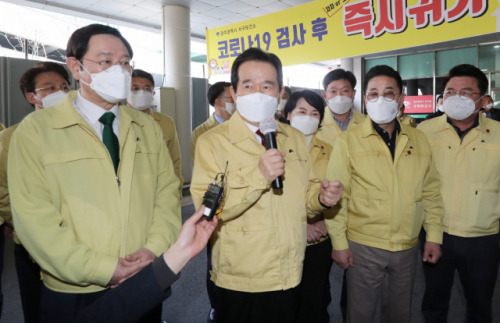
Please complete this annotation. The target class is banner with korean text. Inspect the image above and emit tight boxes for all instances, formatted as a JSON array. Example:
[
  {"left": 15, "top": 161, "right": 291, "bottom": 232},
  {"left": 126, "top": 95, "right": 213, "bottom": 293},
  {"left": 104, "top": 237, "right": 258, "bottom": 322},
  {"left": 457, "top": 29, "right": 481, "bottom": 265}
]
[{"left": 206, "top": 0, "right": 498, "bottom": 76}]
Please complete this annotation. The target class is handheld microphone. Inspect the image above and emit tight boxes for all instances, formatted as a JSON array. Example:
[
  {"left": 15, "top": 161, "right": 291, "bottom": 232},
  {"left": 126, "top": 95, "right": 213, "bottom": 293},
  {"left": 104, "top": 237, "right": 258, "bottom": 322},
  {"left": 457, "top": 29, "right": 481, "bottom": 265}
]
[{"left": 259, "top": 118, "right": 283, "bottom": 190}]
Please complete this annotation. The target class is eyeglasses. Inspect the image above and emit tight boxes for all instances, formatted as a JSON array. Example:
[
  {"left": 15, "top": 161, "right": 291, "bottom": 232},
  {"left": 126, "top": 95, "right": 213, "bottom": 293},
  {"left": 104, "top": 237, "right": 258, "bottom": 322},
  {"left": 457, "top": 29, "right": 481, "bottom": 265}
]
[
  {"left": 366, "top": 91, "right": 399, "bottom": 102},
  {"left": 34, "top": 84, "right": 70, "bottom": 94},
  {"left": 443, "top": 90, "right": 481, "bottom": 99},
  {"left": 81, "top": 57, "right": 132, "bottom": 72}
]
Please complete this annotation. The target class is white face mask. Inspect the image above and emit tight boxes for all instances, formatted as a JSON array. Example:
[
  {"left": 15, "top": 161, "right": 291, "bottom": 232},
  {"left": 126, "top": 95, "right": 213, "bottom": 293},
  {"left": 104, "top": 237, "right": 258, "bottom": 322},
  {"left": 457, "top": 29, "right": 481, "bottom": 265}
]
[
  {"left": 437, "top": 104, "right": 444, "bottom": 112},
  {"left": 236, "top": 92, "right": 278, "bottom": 123},
  {"left": 128, "top": 90, "right": 153, "bottom": 110},
  {"left": 224, "top": 102, "right": 236, "bottom": 115},
  {"left": 277, "top": 100, "right": 287, "bottom": 111},
  {"left": 37, "top": 90, "right": 67, "bottom": 108},
  {"left": 486, "top": 103, "right": 494, "bottom": 109},
  {"left": 328, "top": 95, "right": 353, "bottom": 114},
  {"left": 443, "top": 95, "right": 480, "bottom": 121},
  {"left": 290, "top": 115, "right": 320, "bottom": 135},
  {"left": 79, "top": 63, "right": 131, "bottom": 103},
  {"left": 366, "top": 96, "right": 399, "bottom": 124}
]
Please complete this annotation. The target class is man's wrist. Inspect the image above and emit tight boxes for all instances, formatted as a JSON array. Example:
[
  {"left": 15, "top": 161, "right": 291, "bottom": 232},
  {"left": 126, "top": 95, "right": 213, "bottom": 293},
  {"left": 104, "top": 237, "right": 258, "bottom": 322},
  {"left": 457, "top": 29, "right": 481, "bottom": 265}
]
[{"left": 318, "top": 194, "right": 333, "bottom": 209}]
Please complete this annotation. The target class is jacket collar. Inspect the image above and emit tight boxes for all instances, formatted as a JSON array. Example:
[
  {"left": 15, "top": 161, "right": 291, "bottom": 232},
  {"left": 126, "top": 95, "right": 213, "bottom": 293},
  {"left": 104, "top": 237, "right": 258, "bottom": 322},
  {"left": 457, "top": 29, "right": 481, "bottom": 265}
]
[
  {"left": 359, "top": 117, "right": 409, "bottom": 139},
  {"left": 434, "top": 113, "right": 489, "bottom": 134},
  {"left": 323, "top": 108, "right": 364, "bottom": 126},
  {"left": 52, "top": 91, "right": 142, "bottom": 129}
]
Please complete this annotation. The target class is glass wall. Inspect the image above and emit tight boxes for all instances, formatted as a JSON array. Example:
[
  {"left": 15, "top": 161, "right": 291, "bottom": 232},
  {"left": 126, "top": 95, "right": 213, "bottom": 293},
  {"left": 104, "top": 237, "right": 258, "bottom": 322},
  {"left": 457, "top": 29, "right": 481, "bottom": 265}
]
[
  {"left": 365, "top": 43, "right": 500, "bottom": 115},
  {"left": 436, "top": 47, "right": 477, "bottom": 76}
]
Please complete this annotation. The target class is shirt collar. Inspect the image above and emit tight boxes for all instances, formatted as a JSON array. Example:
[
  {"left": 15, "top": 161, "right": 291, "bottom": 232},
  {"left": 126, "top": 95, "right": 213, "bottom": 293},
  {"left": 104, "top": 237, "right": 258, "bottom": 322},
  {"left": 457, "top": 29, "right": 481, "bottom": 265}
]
[
  {"left": 75, "top": 90, "right": 120, "bottom": 125},
  {"left": 372, "top": 119, "right": 401, "bottom": 138},
  {"left": 214, "top": 113, "right": 225, "bottom": 124},
  {"left": 332, "top": 108, "right": 354, "bottom": 123},
  {"left": 245, "top": 121, "right": 259, "bottom": 134}
]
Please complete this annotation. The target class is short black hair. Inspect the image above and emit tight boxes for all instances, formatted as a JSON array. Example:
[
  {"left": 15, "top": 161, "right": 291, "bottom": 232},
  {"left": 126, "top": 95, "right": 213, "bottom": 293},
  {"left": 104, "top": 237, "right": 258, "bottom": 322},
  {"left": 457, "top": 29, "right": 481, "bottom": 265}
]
[
  {"left": 132, "top": 69, "right": 154, "bottom": 87},
  {"left": 436, "top": 94, "right": 443, "bottom": 102},
  {"left": 66, "top": 24, "right": 133, "bottom": 61},
  {"left": 444, "top": 64, "right": 488, "bottom": 95},
  {"left": 19, "top": 62, "right": 71, "bottom": 99},
  {"left": 284, "top": 90, "right": 325, "bottom": 125},
  {"left": 231, "top": 47, "right": 283, "bottom": 92},
  {"left": 322, "top": 68, "right": 356, "bottom": 91},
  {"left": 364, "top": 65, "right": 403, "bottom": 93},
  {"left": 284, "top": 86, "right": 292, "bottom": 96},
  {"left": 207, "top": 82, "right": 231, "bottom": 106}
]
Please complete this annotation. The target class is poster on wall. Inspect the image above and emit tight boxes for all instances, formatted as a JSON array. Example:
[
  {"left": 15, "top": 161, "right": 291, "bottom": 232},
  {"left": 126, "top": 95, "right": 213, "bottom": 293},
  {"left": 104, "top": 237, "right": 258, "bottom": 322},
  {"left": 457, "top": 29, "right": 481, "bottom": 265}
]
[
  {"left": 404, "top": 95, "right": 434, "bottom": 114},
  {"left": 206, "top": 0, "right": 496, "bottom": 76}
]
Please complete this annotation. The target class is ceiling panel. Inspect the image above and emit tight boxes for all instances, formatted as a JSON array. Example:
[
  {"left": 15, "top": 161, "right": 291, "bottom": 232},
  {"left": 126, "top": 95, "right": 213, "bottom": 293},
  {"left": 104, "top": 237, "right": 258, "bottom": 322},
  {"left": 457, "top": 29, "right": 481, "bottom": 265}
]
[
  {"left": 223, "top": 1, "right": 255, "bottom": 13},
  {"left": 1, "top": 0, "right": 315, "bottom": 39}
]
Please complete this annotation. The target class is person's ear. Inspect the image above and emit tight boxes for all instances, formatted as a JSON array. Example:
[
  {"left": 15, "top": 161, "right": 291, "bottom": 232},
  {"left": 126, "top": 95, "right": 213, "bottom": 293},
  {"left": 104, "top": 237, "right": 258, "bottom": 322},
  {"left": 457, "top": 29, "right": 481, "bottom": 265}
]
[
  {"left": 66, "top": 57, "right": 82, "bottom": 81},
  {"left": 26, "top": 92, "right": 38, "bottom": 106}
]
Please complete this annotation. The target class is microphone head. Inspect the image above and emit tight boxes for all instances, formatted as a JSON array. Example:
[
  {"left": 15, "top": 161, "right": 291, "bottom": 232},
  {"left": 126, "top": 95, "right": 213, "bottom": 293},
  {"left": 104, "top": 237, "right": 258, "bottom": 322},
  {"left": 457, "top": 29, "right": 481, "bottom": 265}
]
[{"left": 259, "top": 117, "right": 278, "bottom": 134}]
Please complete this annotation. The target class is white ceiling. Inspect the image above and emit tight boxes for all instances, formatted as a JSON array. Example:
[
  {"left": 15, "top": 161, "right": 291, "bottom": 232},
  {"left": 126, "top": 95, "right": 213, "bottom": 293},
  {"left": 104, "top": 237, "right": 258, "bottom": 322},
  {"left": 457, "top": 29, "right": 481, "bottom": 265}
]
[{"left": 3, "top": 0, "right": 315, "bottom": 40}]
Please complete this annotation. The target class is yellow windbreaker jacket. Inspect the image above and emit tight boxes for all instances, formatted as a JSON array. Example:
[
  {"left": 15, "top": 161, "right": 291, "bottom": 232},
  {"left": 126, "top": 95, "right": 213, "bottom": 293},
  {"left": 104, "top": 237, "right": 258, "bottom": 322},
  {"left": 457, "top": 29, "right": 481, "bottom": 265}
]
[
  {"left": 418, "top": 114, "right": 500, "bottom": 237},
  {"left": 308, "top": 135, "right": 335, "bottom": 245},
  {"left": 0, "top": 124, "right": 18, "bottom": 228},
  {"left": 326, "top": 118, "right": 444, "bottom": 251},
  {"left": 190, "top": 112, "right": 324, "bottom": 292},
  {"left": 190, "top": 113, "right": 219, "bottom": 163},
  {"left": 9, "top": 91, "right": 181, "bottom": 293},
  {"left": 150, "top": 110, "right": 183, "bottom": 193}
]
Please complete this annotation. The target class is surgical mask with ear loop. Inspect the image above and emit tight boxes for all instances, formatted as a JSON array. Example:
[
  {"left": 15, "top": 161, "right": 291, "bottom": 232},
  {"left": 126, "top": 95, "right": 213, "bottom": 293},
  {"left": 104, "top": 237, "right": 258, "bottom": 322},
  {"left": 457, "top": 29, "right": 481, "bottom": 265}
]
[
  {"left": 128, "top": 90, "right": 154, "bottom": 110},
  {"left": 366, "top": 96, "right": 400, "bottom": 124},
  {"left": 443, "top": 95, "right": 482, "bottom": 121},
  {"left": 223, "top": 102, "right": 236, "bottom": 115},
  {"left": 328, "top": 95, "right": 353, "bottom": 114},
  {"left": 79, "top": 62, "right": 131, "bottom": 103},
  {"left": 36, "top": 90, "right": 67, "bottom": 108},
  {"left": 277, "top": 100, "right": 287, "bottom": 111},
  {"left": 236, "top": 92, "right": 278, "bottom": 123}
]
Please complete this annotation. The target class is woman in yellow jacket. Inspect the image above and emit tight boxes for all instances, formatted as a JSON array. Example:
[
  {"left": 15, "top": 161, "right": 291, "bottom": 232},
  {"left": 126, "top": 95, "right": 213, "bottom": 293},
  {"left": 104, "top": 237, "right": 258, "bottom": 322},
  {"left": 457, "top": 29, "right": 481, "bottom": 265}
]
[{"left": 281, "top": 90, "right": 334, "bottom": 323}]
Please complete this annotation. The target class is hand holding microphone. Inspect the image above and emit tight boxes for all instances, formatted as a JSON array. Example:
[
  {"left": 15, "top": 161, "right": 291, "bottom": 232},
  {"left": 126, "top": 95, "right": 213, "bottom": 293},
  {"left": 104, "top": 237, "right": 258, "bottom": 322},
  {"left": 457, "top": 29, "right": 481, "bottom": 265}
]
[{"left": 258, "top": 118, "right": 284, "bottom": 190}]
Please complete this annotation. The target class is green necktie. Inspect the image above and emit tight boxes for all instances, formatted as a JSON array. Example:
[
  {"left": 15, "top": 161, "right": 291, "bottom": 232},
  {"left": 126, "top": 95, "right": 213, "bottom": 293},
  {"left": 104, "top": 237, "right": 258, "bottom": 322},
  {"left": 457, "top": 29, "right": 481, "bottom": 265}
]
[{"left": 99, "top": 112, "right": 120, "bottom": 173}]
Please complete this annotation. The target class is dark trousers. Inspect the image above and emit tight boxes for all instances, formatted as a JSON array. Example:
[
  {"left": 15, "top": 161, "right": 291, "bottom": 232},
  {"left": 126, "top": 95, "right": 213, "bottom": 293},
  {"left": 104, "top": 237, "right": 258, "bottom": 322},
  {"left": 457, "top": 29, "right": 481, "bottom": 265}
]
[
  {"left": 14, "top": 243, "right": 41, "bottom": 323},
  {"left": 297, "top": 238, "right": 333, "bottom": 323},
  {"left": 206, "top": 243, "right": 216, "bottom": 309},
  {"left": 421, "top": 231, "right": 500, "bottom": 323},
  {"left": 40, "top": 283, "right": 163, "bottom": 323},
  {"left": 214, "top": 285, "right": 300, "bottom": 323}
]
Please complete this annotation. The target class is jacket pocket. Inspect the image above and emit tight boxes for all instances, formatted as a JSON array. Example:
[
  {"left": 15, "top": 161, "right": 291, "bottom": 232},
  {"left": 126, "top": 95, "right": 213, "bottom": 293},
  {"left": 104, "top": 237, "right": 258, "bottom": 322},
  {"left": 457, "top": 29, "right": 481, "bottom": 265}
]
[
  {"left": 42, "top": 151, "right": 103, "bottom": 165},
  {"left": 471, "top": 187, "right": 499, "bottom": 231},
  {"left": 220, "top": 224, "right": 278, "bottom": 278}
]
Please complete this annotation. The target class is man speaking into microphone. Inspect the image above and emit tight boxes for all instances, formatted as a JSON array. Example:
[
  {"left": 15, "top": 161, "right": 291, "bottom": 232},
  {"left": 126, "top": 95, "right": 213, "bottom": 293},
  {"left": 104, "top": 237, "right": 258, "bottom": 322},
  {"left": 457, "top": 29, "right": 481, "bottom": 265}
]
[{"left": 191, "top": 47, "right": 343, "bottom": 323}]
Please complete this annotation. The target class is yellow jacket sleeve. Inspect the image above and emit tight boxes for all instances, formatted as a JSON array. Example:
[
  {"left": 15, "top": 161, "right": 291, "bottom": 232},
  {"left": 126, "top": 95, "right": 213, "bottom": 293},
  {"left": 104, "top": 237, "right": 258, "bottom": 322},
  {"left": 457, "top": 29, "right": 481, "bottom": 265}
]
[
  {"left": 0, "top": 126, "right": 15, "bottom": 226},
  {"left": 143, "top": 122, "right": 182, "bottom": 255},
  {"left": 325, "top": 135, "right": 351, "bottom": 250},
  {"left": 420, "top": 151, "right": 444, "bottom": 245}
]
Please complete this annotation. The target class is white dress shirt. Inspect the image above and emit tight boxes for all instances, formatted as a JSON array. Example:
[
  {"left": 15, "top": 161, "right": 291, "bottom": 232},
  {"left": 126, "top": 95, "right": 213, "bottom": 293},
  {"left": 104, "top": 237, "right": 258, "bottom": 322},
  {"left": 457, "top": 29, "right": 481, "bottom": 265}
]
[{"left": 74, "top": 91, "right": 120, "bottom": 141}]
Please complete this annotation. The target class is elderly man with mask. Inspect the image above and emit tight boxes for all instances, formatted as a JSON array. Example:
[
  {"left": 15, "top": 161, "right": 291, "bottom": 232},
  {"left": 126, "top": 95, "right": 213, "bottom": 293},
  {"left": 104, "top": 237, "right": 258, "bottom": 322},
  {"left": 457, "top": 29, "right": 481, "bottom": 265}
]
[
  {"left": 8, "top": 24, "right": 181, "bottom": 323},
  {"left": 191, "top": 47, "right": 343, "bottom": 322},
  {"left": 418, "top": 64, "right": 500, "bottom": 323},
  {"left": 326, "top": 65, "right": 444, "bottom": 323}
]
